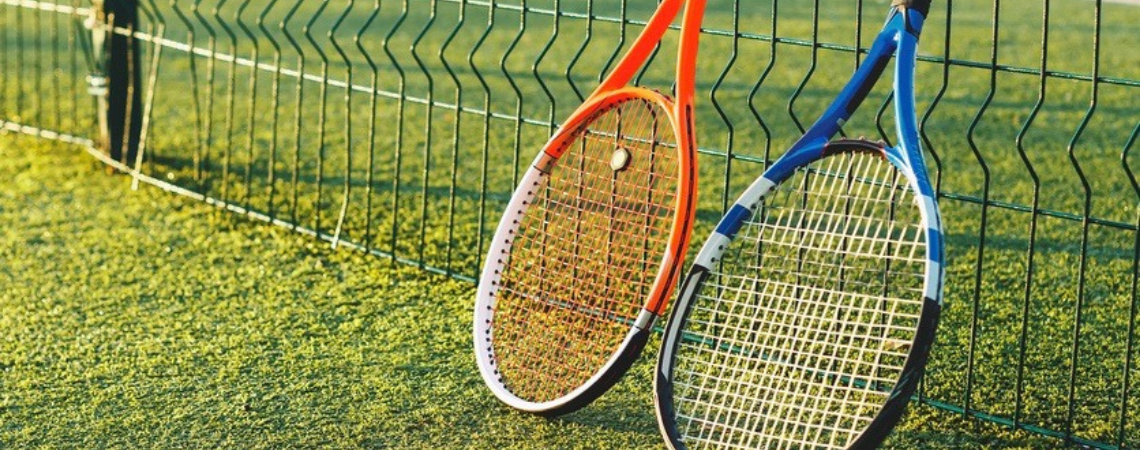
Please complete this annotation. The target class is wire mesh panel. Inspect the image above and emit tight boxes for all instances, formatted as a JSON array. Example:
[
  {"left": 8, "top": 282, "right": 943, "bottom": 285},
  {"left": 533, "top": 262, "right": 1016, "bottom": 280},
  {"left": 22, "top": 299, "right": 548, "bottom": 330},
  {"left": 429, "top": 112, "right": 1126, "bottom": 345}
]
[
  {"left": 0, "top": 0, "right": 98, "bottom": 146},
  {"left": 1, "top": 0, "right": 1138, "bottom": 448}
]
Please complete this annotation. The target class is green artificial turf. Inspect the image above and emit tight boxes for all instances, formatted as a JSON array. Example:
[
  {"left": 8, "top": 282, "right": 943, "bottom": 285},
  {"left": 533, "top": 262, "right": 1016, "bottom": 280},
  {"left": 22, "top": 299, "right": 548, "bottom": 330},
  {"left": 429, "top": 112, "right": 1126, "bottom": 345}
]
[{"left": 0, "top": 134, "right": 1076, "bottom": 450}]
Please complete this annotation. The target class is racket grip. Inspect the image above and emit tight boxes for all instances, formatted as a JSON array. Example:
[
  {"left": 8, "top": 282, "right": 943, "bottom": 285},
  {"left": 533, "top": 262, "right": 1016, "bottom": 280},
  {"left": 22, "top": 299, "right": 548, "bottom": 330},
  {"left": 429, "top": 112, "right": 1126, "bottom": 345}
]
[{"left": 892, "top": 0, "right": 932, "bottom": 16}]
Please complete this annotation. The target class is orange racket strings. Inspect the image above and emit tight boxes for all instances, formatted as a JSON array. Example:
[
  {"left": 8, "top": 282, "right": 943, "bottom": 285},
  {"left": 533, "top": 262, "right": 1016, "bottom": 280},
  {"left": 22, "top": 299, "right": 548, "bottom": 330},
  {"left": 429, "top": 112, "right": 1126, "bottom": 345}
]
[{"left": 493, "top": 99, "right": 680, "bottom": 402}]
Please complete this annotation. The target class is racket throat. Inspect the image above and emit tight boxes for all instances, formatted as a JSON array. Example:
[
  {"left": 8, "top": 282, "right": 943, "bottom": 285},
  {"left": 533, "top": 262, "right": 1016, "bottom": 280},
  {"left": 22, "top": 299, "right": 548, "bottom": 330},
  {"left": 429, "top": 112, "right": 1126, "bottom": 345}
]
[{"left": 632, "top": 308, "right": 656, "bottom": 331}]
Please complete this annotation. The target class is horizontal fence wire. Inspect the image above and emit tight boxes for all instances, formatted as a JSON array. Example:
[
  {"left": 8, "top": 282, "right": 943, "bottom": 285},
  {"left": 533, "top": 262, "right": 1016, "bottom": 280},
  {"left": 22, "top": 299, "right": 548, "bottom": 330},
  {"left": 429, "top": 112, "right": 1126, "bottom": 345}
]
[{"left": 1, "top": 0, "right": 1138, "bottom": 448}]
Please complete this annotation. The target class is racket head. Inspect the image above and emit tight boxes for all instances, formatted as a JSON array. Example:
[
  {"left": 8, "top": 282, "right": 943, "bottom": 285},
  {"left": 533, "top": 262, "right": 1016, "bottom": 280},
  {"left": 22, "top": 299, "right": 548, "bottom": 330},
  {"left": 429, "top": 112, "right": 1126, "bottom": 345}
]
[
  {"left": 655, "top": 140, "right": 943, "bottom": 450},
  {"left": 475, "top": 87, "right": 697, "bottom": 416}
]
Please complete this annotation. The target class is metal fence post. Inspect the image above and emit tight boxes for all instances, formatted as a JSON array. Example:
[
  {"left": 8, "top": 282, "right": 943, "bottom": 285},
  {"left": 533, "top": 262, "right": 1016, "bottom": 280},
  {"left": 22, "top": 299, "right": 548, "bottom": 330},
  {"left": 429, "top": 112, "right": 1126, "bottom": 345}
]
[{"left": 91, "top": 0, "right": 142, "bottom": 167}]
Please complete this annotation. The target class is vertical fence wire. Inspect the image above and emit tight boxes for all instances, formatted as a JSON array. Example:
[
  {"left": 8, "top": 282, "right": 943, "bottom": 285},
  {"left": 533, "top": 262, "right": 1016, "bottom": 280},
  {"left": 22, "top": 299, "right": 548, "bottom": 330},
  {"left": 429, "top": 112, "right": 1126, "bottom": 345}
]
[
  {"left": 962, "top": 0, "right": 997, "bottom": 417},
  {"left": 1012, "top": 0, "right": 1046, "bottom": 429},
  {"left": 1064, "top": 0, "right": 1100, "bottom": 439}
]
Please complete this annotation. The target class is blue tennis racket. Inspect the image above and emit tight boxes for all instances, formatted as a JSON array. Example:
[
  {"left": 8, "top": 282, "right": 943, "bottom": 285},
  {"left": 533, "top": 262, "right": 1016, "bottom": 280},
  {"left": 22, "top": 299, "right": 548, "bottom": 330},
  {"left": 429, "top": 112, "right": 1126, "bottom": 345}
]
[{"left": 654, "top": 1, "right": 943, "bottom": 449}]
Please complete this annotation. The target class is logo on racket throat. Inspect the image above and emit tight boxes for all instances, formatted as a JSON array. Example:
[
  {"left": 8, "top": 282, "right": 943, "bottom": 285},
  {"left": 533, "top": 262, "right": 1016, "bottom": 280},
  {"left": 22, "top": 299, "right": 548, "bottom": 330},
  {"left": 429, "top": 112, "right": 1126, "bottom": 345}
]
[{"left": 611, "top": 147, "right": 633, "bottom": 172}]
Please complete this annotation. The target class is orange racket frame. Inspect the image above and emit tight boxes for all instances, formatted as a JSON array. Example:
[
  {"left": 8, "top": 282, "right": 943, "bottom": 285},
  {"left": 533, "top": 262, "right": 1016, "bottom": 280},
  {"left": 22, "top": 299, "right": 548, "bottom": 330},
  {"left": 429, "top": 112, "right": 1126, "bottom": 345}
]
[{"left": 473, "top": 0, "right": 706, "bottom": 416}]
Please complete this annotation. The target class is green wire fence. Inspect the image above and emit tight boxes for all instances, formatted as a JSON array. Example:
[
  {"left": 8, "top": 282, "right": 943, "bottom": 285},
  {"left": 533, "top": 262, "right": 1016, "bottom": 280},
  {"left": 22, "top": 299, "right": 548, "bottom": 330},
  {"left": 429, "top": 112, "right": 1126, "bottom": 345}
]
[{"left": 1, "top": 0, "right": 1137, "bottom": 448}]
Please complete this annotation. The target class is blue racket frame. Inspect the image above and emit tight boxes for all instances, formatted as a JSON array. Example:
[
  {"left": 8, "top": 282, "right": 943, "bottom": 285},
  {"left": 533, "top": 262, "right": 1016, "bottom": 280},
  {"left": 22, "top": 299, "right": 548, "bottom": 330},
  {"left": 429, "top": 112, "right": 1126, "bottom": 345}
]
[
  {"left": 700, "top": 6, "right": 942, "bottom": 301},
  {"left": 655, "top": 4, "right": 944, "bottom": 450},
  {"left": 754, "top": 8, "right": 929, "bottom": 214},
  {"left": 697, "top": 6, "right": 939, "bottom": 296}
]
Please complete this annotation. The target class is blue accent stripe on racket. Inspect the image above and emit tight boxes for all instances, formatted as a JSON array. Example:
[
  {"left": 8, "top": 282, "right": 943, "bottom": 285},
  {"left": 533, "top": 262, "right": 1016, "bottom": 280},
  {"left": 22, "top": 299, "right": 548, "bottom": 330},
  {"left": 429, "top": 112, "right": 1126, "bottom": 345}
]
[
  {"left": 714, "top": 204, "right": 752, "bottom": 238},
  {"left": 927, "top": 227, "right": 943, "bottom": 260}
]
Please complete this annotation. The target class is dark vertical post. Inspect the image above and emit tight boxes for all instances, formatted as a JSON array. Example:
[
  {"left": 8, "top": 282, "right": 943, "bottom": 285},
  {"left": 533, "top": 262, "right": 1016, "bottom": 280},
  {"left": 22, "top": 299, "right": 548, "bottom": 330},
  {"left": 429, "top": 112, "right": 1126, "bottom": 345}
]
[{"left": 101, "top": 0, "right": 142, "bottom": 167}]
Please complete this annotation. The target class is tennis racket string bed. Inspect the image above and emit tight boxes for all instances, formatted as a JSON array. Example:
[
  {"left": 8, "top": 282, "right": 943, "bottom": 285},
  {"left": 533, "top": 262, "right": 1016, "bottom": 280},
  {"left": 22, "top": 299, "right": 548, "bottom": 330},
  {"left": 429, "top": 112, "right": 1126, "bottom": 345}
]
[
  {"left": 655, "top": 1, "right": 943, "bottom": 449},
  {"left": 487, "top": 102, "right": 679, "bottom": 403},
  {"left": 474, "top": 0, "right": 706, "bottom": 416}
]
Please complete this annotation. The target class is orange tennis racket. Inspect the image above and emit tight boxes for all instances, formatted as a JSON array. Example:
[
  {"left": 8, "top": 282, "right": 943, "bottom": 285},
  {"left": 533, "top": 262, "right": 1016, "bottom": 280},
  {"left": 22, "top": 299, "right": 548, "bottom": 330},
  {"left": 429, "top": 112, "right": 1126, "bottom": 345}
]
[{"left": 473, "top": 0, "right": 706, "bottom": 416}]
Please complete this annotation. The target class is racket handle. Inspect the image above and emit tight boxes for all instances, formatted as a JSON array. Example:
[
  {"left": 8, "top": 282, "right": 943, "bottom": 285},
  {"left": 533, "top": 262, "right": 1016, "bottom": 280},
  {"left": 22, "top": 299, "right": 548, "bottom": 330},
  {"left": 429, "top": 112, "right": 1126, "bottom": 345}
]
[{"left": 892, "top": 0, "right": 932, "bottom": 17}]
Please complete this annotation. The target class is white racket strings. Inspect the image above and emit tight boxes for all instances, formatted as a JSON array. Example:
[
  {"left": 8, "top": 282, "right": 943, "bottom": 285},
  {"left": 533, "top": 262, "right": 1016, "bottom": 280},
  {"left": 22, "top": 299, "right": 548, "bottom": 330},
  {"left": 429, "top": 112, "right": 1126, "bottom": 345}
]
[{"left": 671, "top": 152, "right": 927, "bottom": 449}]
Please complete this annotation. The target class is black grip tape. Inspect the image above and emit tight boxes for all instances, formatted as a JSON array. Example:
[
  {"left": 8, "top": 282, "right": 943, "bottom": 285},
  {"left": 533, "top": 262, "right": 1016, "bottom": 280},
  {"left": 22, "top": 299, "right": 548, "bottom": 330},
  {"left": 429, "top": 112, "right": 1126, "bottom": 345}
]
[{"left": 892, "top": 0, "right": 932, "bottom": 16}]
